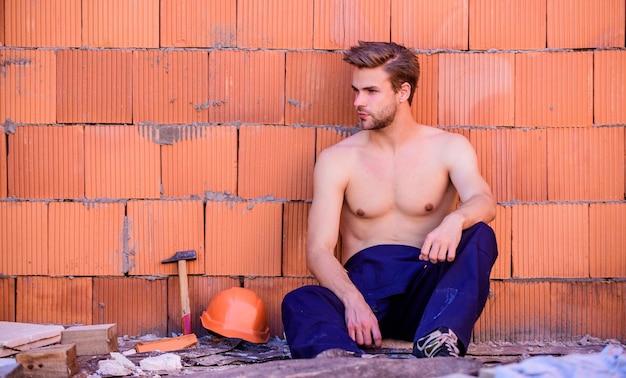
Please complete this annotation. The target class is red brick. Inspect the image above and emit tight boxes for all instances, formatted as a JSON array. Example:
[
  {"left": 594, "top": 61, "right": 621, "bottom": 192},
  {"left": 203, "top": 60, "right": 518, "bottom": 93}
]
[
  {"left": 57, "top": 50, "right": 132, "bottom": 124},
  {"left": 161, "top": 125, "right": 238, "bottom": 198},
  {"left": 439, "top": 53, "right": 514, "bottom": 126},
  {"left": 547, "top": 0, "right": 625, "bottom": 48},
  {"left": 392, "top": 0, "right": 468, "bottom": 50},
  {"left": 549, "top": 281, "right": 625, "bottom": 341},
  {"left": 590, "top": 203, "right": 626, "bottom": 278},
  {"left": 0, "top": 132, "right": 6, "bottom": 198},
  {"left": 286, "top": 51, "right": 353, "bottom": 127},
  {"left": 5, "top": 0, "right": 80, "bottom": 47},
  {"left": 470, "top": 128, "right": 548, "bottom": 202},
  {"left": 17, "top": 276, "right": 92, "bottom": 325},
  {"left": 469, "top": 0, "right": 546, "bottom": 50},
  {"left": 82, "top": 0, "right": 159, "bottom": 48},
  {"left": 48, "top": 202, "right": 125, "bottom": 276},
  {"left": 85, "top": 126, "right": 161, "bottom": 199},
  {"left": 168, "top": 276, "right": 240, "bottom": 336},
  {"left": 94, "top": 277, "right": 167, "bottom": 337},
  {"left": 594, "top": 50, "right": 626, "bottom": 125},
  {"left": 569, "top": 281, "right": 625, "bottom": 341},
  {"left": 205, "top": 201, "right": 282, "bottom": 276},
  {"left": 515, "top": 52, "right": 592, "bottom": 127},
  {"left": 476, "top": 281, "right": 626, "bottom": 343},
  {"left": 281, "top": 198, "right": 343, "bottom": 277},
  {"left": 512, "top": 204, "right": 588, "bottom": 278},
  {"left": 160, "top": 0, "right": 236, "bottom": 48},
  {"left": 238, "top": 0, "right": 313, "bottom": 49},
  {"left": 0, "top": 0, "right": 4, "bottom": 46},
  {"left": 314, "top": 0, "right": 391, "bottom": 49},
  {"left": 473, "top": 281, "right": 551, "bottom": 342},
  {"left": 0, "top": 49, "right": 56, "bottom": 124},
  {"left": 127, "top": 200, "right": 205, "bottom": 276},
  {"left": 470, "top": 129, "right": 511, "bottom": 203},
  {"left": 209, "top": 50, "right": 285, "bottom": 124},
  {"left": 0, "top": 278, "right": 16, "bottom": 321},
  {"left": 413, "top": 54, "right": 438, "bottom": 127},
  {"left": 489, "top": 205, "right": 511, "bottom": 280},
  {"left": 246, "top": 277, "right": 318, "bottom": 339},
  {"left": 239, "top": 126, "right": 315, "bottom": 200},
  {"left": 0, "top": 202, "right": 48, "bottom": 275},
  {"left": 547, "top": 127, "right": 624, "bottom": 201},
  {"left": 8, "top": 126, "right": 84, "bottom": 199},
  {"left": 511, "top": 129, "right": 548, "bottom": 202},
  {"left": 133, "top": 50, "right": 209, "bottom": 123},
  {"left": 282, "top": 202, "right": 311, "bottom": 277}
]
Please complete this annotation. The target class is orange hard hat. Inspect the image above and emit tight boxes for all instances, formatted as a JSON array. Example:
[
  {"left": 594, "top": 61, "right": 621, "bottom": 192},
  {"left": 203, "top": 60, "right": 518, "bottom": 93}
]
[{"left": 200, "top": 287, "right": 270, "bottom": 343}]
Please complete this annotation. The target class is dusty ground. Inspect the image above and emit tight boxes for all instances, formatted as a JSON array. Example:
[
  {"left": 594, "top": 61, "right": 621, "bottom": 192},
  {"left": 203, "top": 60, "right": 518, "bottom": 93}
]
[{"left": 72, "top": 334, "right": 623, "bottom": 377}]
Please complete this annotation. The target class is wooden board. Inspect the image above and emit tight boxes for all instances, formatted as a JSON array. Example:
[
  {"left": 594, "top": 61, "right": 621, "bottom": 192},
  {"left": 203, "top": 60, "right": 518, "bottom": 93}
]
[
  {"left": 0, "top": 335, "right": 62, "bottom": 358},
  {"left": 0, "top": 322, "right": 64, "bottom": 357},
  {"left": 61, "top": 324, "right": 118, "bottom": 356},
  {"left": 16, "top": 344, "right": 78, "bottom": 378}
]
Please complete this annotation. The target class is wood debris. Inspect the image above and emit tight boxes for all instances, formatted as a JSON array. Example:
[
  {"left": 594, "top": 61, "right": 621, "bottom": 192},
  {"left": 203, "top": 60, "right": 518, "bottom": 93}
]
[
  {"left": 0, "top": 322, "right": 65, "bottom": 358},
  {"left": 61, "top": 324, "right": 118, "bottom": 356}
]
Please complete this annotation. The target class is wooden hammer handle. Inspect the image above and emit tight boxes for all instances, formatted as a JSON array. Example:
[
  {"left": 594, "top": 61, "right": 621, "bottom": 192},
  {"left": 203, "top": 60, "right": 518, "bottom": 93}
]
[{"left": 178, "top": 260, "right": 192, "bottom": 335}]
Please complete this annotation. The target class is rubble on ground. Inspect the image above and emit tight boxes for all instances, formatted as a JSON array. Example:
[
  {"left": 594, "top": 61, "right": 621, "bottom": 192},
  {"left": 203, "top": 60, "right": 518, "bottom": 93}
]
[{"left": 1, "top": 321, "right": 624, "bottom": 377}]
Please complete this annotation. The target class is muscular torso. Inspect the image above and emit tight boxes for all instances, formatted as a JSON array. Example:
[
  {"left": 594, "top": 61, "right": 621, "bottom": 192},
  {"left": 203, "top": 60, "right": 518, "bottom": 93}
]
[{"left": 337, "top": 128, "right": 458, "bottom": 263}]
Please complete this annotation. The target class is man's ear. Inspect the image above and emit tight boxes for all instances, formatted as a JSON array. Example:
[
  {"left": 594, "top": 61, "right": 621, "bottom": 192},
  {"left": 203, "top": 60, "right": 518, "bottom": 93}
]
[{"left": 399, "top": 82, "right": 411, "bottom": 102}]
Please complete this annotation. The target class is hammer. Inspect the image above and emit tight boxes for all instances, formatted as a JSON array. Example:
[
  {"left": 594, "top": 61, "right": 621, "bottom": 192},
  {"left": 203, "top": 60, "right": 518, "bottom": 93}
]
[{"left": 162, "top": 250, "right": 197, "bottom": 335}]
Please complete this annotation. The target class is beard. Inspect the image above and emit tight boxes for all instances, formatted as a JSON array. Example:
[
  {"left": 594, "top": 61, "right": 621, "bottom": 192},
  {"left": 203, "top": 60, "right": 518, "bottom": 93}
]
[{"left": 358, "top": 103, "right": 397, "bottom": 130}]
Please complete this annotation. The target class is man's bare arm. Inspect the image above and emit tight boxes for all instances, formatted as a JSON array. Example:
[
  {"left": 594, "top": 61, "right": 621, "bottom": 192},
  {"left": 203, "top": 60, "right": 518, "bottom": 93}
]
[
  {"left": 420, "top": 135, "right": 496, "bottom": 263},
  {"left": 306, "top": 148, "right": 382, "bottom": 348}
]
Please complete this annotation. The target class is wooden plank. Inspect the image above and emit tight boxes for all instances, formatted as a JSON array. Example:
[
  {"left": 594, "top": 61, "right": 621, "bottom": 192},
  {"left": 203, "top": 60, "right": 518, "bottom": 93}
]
[
  {"left": 0, "top": 322, "right": 64, "bottom": 357},
  {"left": 0, "top": 322, "right": 64, "bottom": 349},
  {"left": 0, "top": 335, "right": 62, "bottom": 358},
  {"left": 16, "top": 344, "right": 78, "bottom": 378},
  {"left": 466, "top": 342, "right": 607, "bottom": 356},
  {"left": 61, "top": 324, "right": 118, "bottom": 356}
]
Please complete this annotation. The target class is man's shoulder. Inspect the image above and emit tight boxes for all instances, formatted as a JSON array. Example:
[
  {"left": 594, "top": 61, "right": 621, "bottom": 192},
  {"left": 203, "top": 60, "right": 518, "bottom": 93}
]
[
  {"left": 423, "top": 126, "right": 472, "bottom": 148},
  {"left": 421, "top": 125, "right": 461, "bottom": 138},
  {"left": 320, "top": 131, "right": 366, "bottom": 154}
]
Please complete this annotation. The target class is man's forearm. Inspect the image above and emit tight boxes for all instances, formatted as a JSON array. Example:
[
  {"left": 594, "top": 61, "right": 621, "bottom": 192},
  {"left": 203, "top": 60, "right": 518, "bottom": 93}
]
[
  {"left": 307, "top": 248, "right": 364, "bottom": 306},
  {"left": 452, "top": 193, "right": 496, "bottom": 229}
]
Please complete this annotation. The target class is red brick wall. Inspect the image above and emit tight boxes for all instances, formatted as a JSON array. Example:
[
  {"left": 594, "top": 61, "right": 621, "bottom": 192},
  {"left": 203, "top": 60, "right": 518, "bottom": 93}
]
[{"left": 0, "top": 0, "right": 624, "bottom": 343}]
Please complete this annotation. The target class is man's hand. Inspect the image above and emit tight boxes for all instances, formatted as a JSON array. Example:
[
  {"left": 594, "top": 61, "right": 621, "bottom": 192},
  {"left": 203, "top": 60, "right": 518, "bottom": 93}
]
[
  {"left": 344, "top": 296, "right": 382, "bottom": 348},
  {"left": 419, "top": 214, "right": 463, "bottom": 263}
]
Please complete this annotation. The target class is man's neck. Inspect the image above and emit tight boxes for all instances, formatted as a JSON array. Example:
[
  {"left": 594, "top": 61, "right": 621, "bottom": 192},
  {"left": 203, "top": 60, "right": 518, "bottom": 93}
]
[{"left": 368, "top": 108, "right": 420, "bottom": 150}]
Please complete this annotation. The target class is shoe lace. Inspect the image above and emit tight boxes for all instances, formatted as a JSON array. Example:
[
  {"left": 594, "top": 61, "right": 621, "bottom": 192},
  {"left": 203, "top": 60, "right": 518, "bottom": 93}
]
[{"left": 417, "top": 329, "right": 460, "bottom": 357}]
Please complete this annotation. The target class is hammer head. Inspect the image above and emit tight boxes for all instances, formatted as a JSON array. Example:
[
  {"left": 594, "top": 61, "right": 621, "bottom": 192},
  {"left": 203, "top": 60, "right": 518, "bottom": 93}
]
[{"left": 162, "top": 250, "right": 197, "bottom": 264}]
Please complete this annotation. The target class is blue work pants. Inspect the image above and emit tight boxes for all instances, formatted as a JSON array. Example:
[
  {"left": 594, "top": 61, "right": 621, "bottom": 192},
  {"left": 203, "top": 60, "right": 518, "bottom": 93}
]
[{"left": 281, "top": 222, "right": 498, "bottom": 359}]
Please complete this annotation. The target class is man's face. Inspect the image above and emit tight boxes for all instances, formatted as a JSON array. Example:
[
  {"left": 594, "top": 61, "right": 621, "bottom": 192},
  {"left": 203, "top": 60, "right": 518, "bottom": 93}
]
[{"left": 351, "top": 66, "right": 399, "bottom": 130}]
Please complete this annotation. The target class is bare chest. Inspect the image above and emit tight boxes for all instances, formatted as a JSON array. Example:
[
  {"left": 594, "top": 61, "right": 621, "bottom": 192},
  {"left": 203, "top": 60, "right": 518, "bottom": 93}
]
[{"left": 344, "top": 152, "right": 453, "bottom": 218}]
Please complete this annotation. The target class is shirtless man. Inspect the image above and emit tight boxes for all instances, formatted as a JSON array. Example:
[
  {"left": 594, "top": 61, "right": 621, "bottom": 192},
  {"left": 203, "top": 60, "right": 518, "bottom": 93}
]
[{"left": 282, "top": 41, "right": 498, "bottom": 359}]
